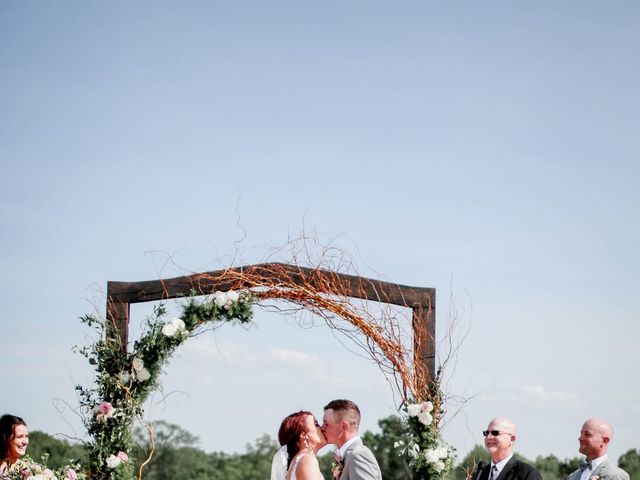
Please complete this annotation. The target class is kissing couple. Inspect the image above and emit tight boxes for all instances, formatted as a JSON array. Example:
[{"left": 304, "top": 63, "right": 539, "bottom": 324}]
[{"left": 271, "top": 399, "right": 383, "bottom": 480}]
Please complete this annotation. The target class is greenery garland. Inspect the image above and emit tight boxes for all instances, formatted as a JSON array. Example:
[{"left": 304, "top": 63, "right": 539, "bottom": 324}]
[{"left": 74, "top": 290, "right": 255, "bottom": 480}]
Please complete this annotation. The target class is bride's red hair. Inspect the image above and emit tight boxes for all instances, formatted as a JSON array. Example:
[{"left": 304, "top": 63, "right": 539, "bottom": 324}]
[{"left": 278, "top": 410, "right": 313, "bottom": 468}]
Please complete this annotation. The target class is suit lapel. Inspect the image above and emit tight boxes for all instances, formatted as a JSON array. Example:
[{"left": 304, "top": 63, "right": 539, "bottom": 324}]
[
  {"left": 343, "top": 438, "right": 363, "bottom": 461},
  {"left": 590, "top": 459, "right": 610, "bottom": 478},
  {"left": 496, "top": 456, "right": 518, "bottom": 480}
]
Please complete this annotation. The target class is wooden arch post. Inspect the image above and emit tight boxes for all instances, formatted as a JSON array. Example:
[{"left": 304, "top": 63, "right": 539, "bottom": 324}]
[{"left": 106, "top": 262, "right": 436, "bottom": 385}]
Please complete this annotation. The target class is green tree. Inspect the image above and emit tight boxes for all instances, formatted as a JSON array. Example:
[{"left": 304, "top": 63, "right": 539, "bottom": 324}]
[
  {"left": 533, "top": 454, "right": 565, "bottom": 480},
  {"left": 361, "top": 415, "right": 412, "bottom": 480},
  {"left": 450, "top": 444, "right": 490, "bottom": 480},
  {"left": 618, "top": 449, "right": 640, "bottom": 480},
  {"left": 26, "top": 431, "right": 87, "bottom": 469},
  {"left": 133, "top": 420, "right": 204, "bottom": 480}
]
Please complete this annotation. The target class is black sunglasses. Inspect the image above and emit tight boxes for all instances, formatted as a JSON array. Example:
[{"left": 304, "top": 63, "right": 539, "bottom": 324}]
[{"left": 483, "top": 430, "right": 511, "bottom": 437}]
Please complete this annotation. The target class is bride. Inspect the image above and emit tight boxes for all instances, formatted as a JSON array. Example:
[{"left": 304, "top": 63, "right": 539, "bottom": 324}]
[{"left": 272, "top": 411, "right": 327, "bottom": 480}]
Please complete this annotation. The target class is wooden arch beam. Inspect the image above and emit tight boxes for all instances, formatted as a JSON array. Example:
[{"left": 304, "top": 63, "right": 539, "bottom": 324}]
[{"left": 106, "top": 262, "right": 435, "bottom": 383}]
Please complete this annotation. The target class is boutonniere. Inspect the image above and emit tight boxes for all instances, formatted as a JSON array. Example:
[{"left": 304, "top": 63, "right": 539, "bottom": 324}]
[{"left": 331, "top": 451, "right": 344, "bottom": 480}]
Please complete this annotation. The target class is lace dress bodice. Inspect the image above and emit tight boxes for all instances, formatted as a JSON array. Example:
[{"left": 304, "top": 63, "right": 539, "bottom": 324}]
[{"left": 288, "top": 453, "right": 323, "bottom": 480}]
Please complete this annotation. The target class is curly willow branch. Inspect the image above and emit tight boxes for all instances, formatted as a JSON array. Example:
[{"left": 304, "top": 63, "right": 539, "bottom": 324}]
[{"left": 187, "top": 263, "right": 431, "bottom": 402}]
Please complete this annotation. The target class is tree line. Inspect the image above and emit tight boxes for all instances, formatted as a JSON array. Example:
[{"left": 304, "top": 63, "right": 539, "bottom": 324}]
[{"left": 27, "top": 416, "right": 640, "bottom": 480}]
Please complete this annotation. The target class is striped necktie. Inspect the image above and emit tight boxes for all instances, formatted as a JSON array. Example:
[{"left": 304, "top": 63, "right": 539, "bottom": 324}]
[{"left": 489, "top": 465, "right": 499, "bottom": 480}]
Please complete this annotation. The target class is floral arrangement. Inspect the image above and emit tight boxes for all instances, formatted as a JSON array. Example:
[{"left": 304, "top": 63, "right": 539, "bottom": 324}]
[
  {"left": 395, "top": 378, "right": 456, "bottom": 480},
  {"left": 74, "top": 290, "right": 254, "bottom": 479},
  {"left": 4, "top": 455, "right": 85, "bottom": 480},
  {"left": 331, "top": 451, "right": 344, "bottom": 480}
]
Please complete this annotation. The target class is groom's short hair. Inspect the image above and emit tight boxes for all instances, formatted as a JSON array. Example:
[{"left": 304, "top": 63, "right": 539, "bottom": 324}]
[{"left": 324, "top": 399, "right": 361, "bottom": 429}]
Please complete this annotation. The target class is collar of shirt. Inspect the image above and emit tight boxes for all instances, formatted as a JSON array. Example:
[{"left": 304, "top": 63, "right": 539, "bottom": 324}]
[
  {"left": 589, "top": 454, "right": 608, "bottom": 472},
  {"left": 491, "top": 454, "right": 514, "bottom": 475},
  {"left": 338, "top": 436, "right": 361, "bottom": 458}
]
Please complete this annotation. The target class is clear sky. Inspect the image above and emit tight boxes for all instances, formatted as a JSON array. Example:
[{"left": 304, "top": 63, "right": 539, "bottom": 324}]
[{"left": 1, "top": 0, "right": 639, "bottom": 465}]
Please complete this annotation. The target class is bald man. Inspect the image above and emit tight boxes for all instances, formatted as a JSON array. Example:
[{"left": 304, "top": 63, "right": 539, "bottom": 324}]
[
  {"left": 567, "top": 418, "right": 629, "bottom": 480},
  {"left": 473, "top": 417, "right": 541, "bottom": 480}
]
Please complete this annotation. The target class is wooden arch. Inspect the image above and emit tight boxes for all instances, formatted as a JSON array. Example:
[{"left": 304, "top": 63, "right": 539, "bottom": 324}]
[{"left": 106, "top": 262, "right": 436, "bottom": 384}]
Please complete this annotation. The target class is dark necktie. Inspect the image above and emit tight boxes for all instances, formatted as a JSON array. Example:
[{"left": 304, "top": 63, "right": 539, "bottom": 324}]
[{"left": 489, "top": 465, "right": 499, "bottom": 480}]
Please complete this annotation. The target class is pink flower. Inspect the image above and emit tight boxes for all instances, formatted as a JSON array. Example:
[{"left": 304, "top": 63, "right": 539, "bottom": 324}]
[
  {"left": 98, "top": 402, "right": 113, "bottom": 415},
  {"left": 93, "top": 401, "right": 116, "bottom": 422},
  {"left": 116, "top": 451, "right": 129, "bottom": 462},
  {"left": 66, "top": 468, "right": 78, "bottom": 480}
]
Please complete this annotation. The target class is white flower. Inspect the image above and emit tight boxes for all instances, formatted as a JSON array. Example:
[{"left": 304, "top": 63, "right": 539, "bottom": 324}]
[
  {"left": 407, "top": 403, "right": 422, "bottom": 417},
  {"left": 435, "top": 445, "right": 449, "bottom": 459},
  {"left": 213, "top": 291, "right": 228, "bottom": 307},
  {"left": 117, "top": 371, "right": 131, "bottom": 384},
  {"left": 135, "top": 367, "right": 151, "bottom": 382},
  {"left": 433, "top": 460, "right": 446, "bottom": 473},
  {"left": 106, "top": 455, "right": 122, "bottom": 469},
  {"left": 162, "top": 322, "right": 178, "bottom": 337},
  {"left": 425, "top": 448, "right": 440, "bottom": 463},
  {"left": 162, "top": 317, "right": 187, "bottom": 338},
  {"left": 408, "top": 442, "right": 420, "bottom": 459},
  {"left": 43, "top": 469, "right": 57, "bottom": 480},
  {"left": 394, "top": 440, "right": 404, "bottom": 448},
  {"left": 421, "top": 401, "right": 434, "bottom": 413},
  {"left": 132, "top": 357, "right": 144, "bottom": 372},
  {"left": 227, "top": 290, "right": 239, "bottom": 303},
  {"left": 418, "top": 411, "right": 433, "bottom": 426}
]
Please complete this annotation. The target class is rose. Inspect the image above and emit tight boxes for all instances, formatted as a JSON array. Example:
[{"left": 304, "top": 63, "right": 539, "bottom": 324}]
[
  {"left": 134, "top": 367, "right": 151, "bottom": 382},
  {"left": 407, "top": 403, "right": 422, "bottom": 417},
  {"left": 105, "top": 455, "right": 121, "bottom": 469},
  {"left": 214, "top": 290, "right": 240, "bottom": 309},
  {"left": 425, "top": 448, "right": 440, "bottom": 463},
  {"left": 227, "top": 290, "right": 239, "bottom": 303},
  {"left": 65, "top": 469, "right": 77, "bottom": 480},
  {"left": 418, "top": 411, "right": 433, "bottom": 426},
  {"left": 43, "top": 469, "right": 56, "bottom": 480},
  {"left": 162, "top": 322, "right": 178, "bottom": 337},
  {"left": 162, "top": 318, "right": 186, "bottom": 338},
  {"left": 117, "top": 371, "right": 131, "bottom": 385},
  {"left": 132, "top": 357, "right": 144, "bottom": 372},
  {"left": 93, "top": 401, "right": 115, "bottom": 422},
  {"left": 213, "top": 291, "right": 228, "bottom": 307},
  {"left": 116, "top": 451, "right": 129, "bottom": 463},
  {"left": 331, "top": 461, "right": 343, "bottom": 480}
]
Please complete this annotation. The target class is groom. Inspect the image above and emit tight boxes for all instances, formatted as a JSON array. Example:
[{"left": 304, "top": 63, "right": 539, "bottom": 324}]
[{"left": 322, "top": 399, "right": 382, "bottom": 480}]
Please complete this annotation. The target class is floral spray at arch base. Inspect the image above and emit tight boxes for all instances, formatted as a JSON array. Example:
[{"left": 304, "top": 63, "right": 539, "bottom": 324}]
[{"left": 396, "top": 388, "right": 456, "bottom": 480}]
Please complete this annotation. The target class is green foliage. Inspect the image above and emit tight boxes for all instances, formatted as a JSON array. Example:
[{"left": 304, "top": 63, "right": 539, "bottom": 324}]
[
  {"left": 25, "top": 423, "right": 638, "bottom": 480},
  {"left": 531, "top": 454, "right": 565, "bottom": 480},
  {"left": 75, "top": 291, "right": 255, "bottom": 479},
  {"left": 27, "top": 431, "right": 87, "bottom": 470},
  {"left": 618, "top": 448, "right": 640, "bottom": 480},
  {"left": 362, "top": 415, "right": 412, "bottom": 480},
  {"left": 450, "top": 444, "right": 490, "bottom": 480}
]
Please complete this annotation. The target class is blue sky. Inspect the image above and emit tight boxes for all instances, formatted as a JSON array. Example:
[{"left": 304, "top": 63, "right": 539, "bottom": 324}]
[{"left": 1, "top": 0, "right": 639, "bottom": 464}]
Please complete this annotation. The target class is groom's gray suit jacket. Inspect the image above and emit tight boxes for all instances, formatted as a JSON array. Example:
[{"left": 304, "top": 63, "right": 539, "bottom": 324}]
[
  {"left": 340, "top": 437, "right": 382, "bottom": 480},
  {"left": 567, "top": 458, "right": 629, "bottom": 480}
]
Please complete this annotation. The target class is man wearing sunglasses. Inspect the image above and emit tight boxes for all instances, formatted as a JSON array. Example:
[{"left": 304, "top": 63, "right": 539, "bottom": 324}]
[{"left": 473, "top": 417, "right": 541, "bottom": 480}]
